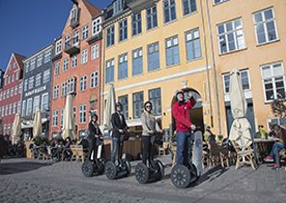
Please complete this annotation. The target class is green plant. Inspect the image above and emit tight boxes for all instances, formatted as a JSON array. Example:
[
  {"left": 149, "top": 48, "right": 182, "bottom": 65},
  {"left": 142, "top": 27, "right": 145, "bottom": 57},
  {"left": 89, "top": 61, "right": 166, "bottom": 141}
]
[
  {"left": 33, "top": 136, "right": 48, "bottom": 146},
  {"left": 218, "top": 135, "right": 223, "bottom": 141}
]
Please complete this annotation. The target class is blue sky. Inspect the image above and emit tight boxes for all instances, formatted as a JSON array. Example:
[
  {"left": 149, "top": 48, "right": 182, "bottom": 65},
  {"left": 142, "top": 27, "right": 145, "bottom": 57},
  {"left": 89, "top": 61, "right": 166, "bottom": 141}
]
[{"left": 0, "top": 0, "right": 112, "bottom": 70}]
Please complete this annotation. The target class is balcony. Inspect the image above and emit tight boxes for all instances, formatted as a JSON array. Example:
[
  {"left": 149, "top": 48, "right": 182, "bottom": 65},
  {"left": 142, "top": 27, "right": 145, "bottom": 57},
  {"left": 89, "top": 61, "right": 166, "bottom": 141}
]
[{"left": 64, "top": 40, "right": 80, "bottom": 56}]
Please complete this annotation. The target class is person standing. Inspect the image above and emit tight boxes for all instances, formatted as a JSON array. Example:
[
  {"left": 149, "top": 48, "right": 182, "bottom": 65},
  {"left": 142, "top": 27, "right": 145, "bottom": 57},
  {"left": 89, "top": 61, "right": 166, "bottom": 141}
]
[
  {"left": 171, "top": 90, "right": 196, "bottom": 166},
  {"left": 111, "top": 102, "right": 128, "bottom": 163},
  {"left": 141, "top": 101, "right": 162, "bottom": 167},
  {"left": 88, "top": 113, "right": 102, "bottom": 163}
]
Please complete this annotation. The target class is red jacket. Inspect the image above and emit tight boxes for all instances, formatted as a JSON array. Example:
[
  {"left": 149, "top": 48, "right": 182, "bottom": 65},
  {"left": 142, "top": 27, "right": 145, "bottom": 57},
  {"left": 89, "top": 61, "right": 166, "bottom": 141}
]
[{"left": 172, "top": 97, "right": 196, "bottom": 132}]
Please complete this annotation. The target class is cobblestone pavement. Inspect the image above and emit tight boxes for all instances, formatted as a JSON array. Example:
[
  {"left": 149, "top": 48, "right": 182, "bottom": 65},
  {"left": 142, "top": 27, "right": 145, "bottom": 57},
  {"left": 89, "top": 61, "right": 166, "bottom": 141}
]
[{"left": 1, "top": 156, "right": 286, "bottom": 203}]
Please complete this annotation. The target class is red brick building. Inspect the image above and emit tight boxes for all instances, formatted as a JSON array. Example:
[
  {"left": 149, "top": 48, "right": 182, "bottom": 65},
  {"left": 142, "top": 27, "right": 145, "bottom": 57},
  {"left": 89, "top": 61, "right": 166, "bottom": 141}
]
[
  {"left": 50, "top": 0, "right": 103, "bottom": 139},
  {"left": 0, "top": 53, "right": 24, "bottom": 139}
]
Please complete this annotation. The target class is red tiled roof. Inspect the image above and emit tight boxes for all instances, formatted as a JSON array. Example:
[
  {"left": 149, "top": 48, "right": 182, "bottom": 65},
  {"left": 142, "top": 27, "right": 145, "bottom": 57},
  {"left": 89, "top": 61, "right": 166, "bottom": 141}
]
[
  {"left": 82, "top": 0, "right": 101, "bottom": 17},
  {"left": 13, "top": 53, "right": 25, "bottom": 70}
]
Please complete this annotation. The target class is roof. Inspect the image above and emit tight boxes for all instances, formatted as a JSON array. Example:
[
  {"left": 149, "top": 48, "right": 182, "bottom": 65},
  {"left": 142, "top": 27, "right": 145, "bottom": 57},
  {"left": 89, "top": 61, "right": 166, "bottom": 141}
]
[
  {"left": 13, "top": 53, "right": 25, "bottom": 70},
  {"left": 82, "top": 0, "right": 101, "bottom": 17}
]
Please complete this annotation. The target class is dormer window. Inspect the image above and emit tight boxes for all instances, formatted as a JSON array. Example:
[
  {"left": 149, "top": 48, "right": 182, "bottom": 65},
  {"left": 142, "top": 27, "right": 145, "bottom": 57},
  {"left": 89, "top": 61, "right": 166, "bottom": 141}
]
[
  {"left": 70, "top": 7, "right": 80, "bottom": 28},
  {"left": 92, "top": 17, "right": 102, "bottom": 36},
  {"left": 113, "top": 0, "right": 123, "bottom": 15}
]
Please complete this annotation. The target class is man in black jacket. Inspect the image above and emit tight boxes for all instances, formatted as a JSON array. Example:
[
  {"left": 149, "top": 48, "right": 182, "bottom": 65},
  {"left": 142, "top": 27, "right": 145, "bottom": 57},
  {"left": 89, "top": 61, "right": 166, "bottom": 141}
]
[{"left": 111, "top": 102, "right": 128, "bottom": 163}]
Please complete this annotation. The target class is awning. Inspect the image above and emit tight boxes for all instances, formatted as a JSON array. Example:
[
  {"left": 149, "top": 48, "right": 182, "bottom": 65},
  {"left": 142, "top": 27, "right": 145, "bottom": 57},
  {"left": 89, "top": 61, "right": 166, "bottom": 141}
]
[{"left": 21, "top": 118, "right": 48, "bottom": 129}]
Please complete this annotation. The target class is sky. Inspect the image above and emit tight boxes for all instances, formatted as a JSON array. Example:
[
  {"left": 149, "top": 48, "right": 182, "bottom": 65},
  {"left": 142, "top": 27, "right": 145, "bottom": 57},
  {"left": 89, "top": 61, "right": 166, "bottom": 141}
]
[{"left": 0, "top": 0, "right": 112, "bottom": 70}]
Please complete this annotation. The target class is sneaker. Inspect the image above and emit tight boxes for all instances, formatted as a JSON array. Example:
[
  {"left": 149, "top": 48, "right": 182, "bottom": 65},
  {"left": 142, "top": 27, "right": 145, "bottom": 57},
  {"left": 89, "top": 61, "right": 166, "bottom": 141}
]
[
  {"left": 271, "top": 164, "right": 279, "bottom": 170},
  {"left": 264, "top": 155, "right": 274, "bottom": 162}
]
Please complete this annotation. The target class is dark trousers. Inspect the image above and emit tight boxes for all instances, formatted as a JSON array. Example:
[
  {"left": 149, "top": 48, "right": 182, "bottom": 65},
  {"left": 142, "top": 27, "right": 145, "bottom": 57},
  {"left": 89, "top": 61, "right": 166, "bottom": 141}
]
[
  {"left": 111, "top": 136, "right": 124, "bottom": 163},
  {"left": 88, "top": 138, "right": 98, "bottom": 163},
  {"left": 141, "top": 136, "right": 156, "bottom": 167}
]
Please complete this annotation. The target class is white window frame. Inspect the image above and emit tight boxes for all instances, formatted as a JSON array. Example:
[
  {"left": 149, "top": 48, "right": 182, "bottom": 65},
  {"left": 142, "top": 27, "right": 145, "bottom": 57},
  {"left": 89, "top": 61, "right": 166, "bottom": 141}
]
[
  {"left": 52, "top": 110, "right": 58, "bottom": 126},
  {"left": 79, "top": 104, "right": 86, "bottom": 124},
  {"left": 71, "top": 55, "right": 78, "bottom": 68},
  {"left": 41, "top": 92, "right": 49, "bottom": 112},
  {"left": 90, "top": 72, "right": 98, "bottom": 88},
  {"left": 81, "top": 49, "right": 88, "bottom": 64},
  {"left": 91, "top": 44, "right": 99, "bottom": 60},
  {"left": 82, "top": 24, "right": 89, "bottom": 40},
  {"left": 63, "top": 58, "right": 69, "bottom": 72},
  {"left": 33, "top": 95, "right": 40, "bottom": 113},
  {"left": 55, "top": 61, "right": 60, "bottom": 75},
  {"left": 55, "top": 39, "right": 62, "bottom": 55},
  {"left": 222, "top": 69, "right": 251, "bottom": 94},
  {"left": 92, "top": 17, "right": 102, "bottom": 36},
  {"left": 80, "top": 75, "right": 87, "bottom": 91}
]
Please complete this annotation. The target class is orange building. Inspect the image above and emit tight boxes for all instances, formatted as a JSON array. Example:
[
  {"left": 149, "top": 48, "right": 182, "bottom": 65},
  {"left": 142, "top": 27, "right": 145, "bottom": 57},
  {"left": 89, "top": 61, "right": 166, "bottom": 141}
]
[{"left": 50, "top": 0, "right": 103, "bottom": 139}]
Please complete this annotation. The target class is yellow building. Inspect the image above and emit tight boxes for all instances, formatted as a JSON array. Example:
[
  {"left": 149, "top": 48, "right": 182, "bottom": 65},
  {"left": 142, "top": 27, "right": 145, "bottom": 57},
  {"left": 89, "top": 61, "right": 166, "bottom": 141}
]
[{"left": 100, "top": 0, "right": 286, "bottom": 137}]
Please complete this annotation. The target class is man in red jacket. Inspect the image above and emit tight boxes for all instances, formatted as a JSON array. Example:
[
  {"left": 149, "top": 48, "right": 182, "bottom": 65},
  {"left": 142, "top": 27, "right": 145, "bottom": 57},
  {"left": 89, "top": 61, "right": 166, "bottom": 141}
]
[{"left": 172, "top": 90, "right": 196, "bottom": 165}]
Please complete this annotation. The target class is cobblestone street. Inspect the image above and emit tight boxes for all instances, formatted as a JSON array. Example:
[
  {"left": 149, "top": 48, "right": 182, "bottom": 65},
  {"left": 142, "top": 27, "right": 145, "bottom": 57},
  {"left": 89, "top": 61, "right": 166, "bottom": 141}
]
[{"left": 1, "top": 156, "right": 286, "bottom": 203}]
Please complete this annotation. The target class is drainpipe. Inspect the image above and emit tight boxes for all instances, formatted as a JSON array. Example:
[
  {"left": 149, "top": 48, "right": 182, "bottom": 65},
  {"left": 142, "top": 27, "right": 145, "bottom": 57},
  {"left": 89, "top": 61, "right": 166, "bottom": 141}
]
[
  {"left": 199, "top": 0, "right": 213, "bottom": 128},
  {"left": 205, "top": 0, "right": 222, "bottom": 135}
]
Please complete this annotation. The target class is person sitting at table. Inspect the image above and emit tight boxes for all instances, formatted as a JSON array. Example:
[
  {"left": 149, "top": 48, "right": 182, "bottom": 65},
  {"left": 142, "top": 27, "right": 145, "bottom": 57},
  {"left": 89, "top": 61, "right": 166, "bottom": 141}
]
[
  {"left": 264, "top": 125, "right": 286, "bottom": 169},
  {"left": 63, "top": 137, "right": 72, "bottom": 161}
]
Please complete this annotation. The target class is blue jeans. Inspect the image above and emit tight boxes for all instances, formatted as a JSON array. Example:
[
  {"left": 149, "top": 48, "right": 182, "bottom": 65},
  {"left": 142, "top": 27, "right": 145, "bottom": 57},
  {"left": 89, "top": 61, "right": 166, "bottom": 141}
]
[
  {"left": 111, "top": 137, "right": 123, "bottom": 163},
  {"left": 176, "top": 131, "right": 193, "bottom": 165},
  {"left": 270, "top": 142, "right": 285, "bottom": 165}
]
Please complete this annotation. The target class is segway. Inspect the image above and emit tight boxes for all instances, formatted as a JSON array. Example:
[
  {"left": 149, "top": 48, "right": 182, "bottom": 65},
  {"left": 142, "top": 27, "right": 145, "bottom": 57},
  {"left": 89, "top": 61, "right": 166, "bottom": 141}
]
[
  {"left": 135, "top": 135, "right": 165, "bottom": 184},
  {"left": 82, "top": 138, "right": 105, "bottom": 177},
  {"left": 171, "top": 130, "right": 203, "bottom": 188},
  {"left": 105, "top": 135, "right": 131, "bottom": 180}
]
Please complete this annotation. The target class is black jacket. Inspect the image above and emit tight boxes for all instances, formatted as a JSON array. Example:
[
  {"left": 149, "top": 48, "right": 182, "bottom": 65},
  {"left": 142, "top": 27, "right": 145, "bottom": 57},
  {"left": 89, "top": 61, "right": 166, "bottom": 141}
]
[
  {"left": 111, "top": 112, "right": 127, "bottom": 138},
  {"left": 88, "top": 121, "right": 102, "bottom": 140}
]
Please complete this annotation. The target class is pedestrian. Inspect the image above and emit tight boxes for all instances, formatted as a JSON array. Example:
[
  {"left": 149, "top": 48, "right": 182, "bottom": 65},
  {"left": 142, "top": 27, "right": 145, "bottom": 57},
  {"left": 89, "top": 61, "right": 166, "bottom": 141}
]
[
  {"left": 171, "top": 90, "right": 196, "bottom": 166},
  {"left": 111, "top": 102, "right": 128, "bottom": 163},
  {"left": 141, "top": 101, "right": 162, "bottom": 168},
  {"left": 264, "top": 125, "right": 286, "bottom": 169},
  {"left": 87, "top": 113, "right": 102, "bottom": 163}
]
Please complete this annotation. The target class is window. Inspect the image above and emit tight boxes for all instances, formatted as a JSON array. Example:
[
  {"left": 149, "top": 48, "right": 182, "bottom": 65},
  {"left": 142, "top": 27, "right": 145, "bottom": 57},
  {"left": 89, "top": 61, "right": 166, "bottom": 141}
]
[
  {"left": 146, "top": 6, "right": 157, "bottom": 30},
  {"left": 43, "top": 69, "right": 50, "bottom": 84},
  {"left": 118, "top": 53, "right": 128, "bottom": 79},
  {"left": 132, "top": 48, "right": 143, "bottom": 75},
  {"left": 148, "top": 42, "right": 160, "bottom": 71},
  {"left": 53, "top": 85, "right": 59, "bottom": 99},
  {"left": 73, "top": 107, "right": 76, "bottom": 121},
  {"left": 107, "top": 26, "right": 115, "bottom": 47},
  {"left": 253, "top": 8, "right": 278, "bottom": 45},
  {"left": 63, "top": 58, "right": 69, "bottom": 72},
  {"left": 37, "top": 54, "right": 43, "bottom": 67},
  {"left": 119, "top": 19, "right": 128, "bottom": 42},
  {"left": 261, "top": 62, "right": 285, "bottom": 102},
  {"left": 61, "top": 83, "right": 66, "bottom": 96},
  {"left": 91, "top": 44, "right": 99, "bottom": 60},
  {"left": 92, "top": 17, "right": 102, "bottom": 36},
  {"left": 55, "top": 39, "right": 62, "bottom": 55},
  {"left": 35, "top": 73, "right": 41, "bottom": 87},
  {"left": 64, "top": 35, "right": 70, "bottom": 49},
  {"left": 133, "top": 91, "right": 144, "bottom": 119},
  {"left": 106, "top": 59, "right": 114, "bottom": 83},
  {"left": 113, "top": 0, "right": 123, "bottom": 14},
  {"left": 0, "top": 92, "right": 2, "bottom": 101},
  {"left": 17, "top": 101, "right": 21, "bottom": 113},
  {"left": 2, "top": 91, "right": 5, "bottom": 100},
  {"left": 132, "top": 13, "right": 142, "bottom": 36},
  {"left": 213, "top": 0, "right": 228, "bottom": 4},
  {"left": 80, "top": 75, "right": 87, "bottom": 91},
  {"left": 223, "top": 69, "right": 250, "bottom": 93},
  {"left": 70, "top": 7, "right": 78, "bottom": 23},
  {"left": 118, "top": 95, "right": 128, "bottom": 119},
  {"left": 9, "top": 104, "right": 12, "bottom": 115},
  {"left": 268, "top": 117, "right": 286, "bottom": 128},
  {"left": 163, "top": 0, "right": 176, "bottom": 23},
  {"left": 183, "top": 0, "right": 197, "bottom": 16},
  {"left": 2, "top": 106, "right": 4, "bottom": 117},
  {"left": 72, "top": 55, "right": 78, "bottom": 68},
  {"left": 217, "top": 18, "right": 246, "bottom": 54},
  {"left": 10, "top": 87, "right": 14, "bottom": 97},
  {"left": 11, "top": 74, "right": 14, "bottom": 82},
  {"left": 149, "top": 88, "right": 162, "bottom": 116},
  {"left": 79, "top": 105, "right": 86, "bottom": 123},
  {"left": 82, "top": 25, "right": 89, "bottom": 40},
  {"left": 33, "top": 95, "right": 40, "bottom": 113},
  {"left": 67, "top": 77, "right": 76, "bottom": 94},
  {"left": 19, "top": 84, "right": 22, "bottom": 94},
  {"left": 61, "top": 108, "right": 64, "bottom": 128},
  {"left": 165, "top": 35, "right": 180, "bottom": 66},
  {"left": 73, "top": 30, "right": 79, "bottom": 45},
  {"left": 8, "top": 76, "right": 10, "bottom": 84},
  {"left": 24, "top": 79, "right": 28, "bottom": 92},
  {"left": 29, "top": 76, "right": 34, "bottom": 90},
  {"left": 185, "top": 29, "right": 201, "bottom": 60},
  {"left": 6, "top": 89, "right": 9, "bottom": 99},
  {"left": 30, "top": 58, "right": 36, "bottom": 70},
  {"left": 90, "top": 72, "right": 98, "bottom": 88},
  {"left": 44, "top": 50, "right": 51, "bottom": 63},
  {"left": 26, "top": 98, "right": 33, "bottom": 116},
  {"left": 15, "top": 72, "right": 19, "bottom": 80},
  {"left": 41, "top": 93, "right": 49, "bottom": 111},
  {"left": 25, "top": 62, "right": 29, "bottom": 73},
  {"left": 52, "top": 110, "right": 58, "bottom": 126},
  {"left": 55, "top": 61, "right": 60, "bottom": 75},
  {"left": 81, "top": 49, "right": 88, "bottom": 64},
  {"left": 5, "top": 105, "right": 8, "bottom": 116},
  {"left": 14, "top": 86, "right": 18, "bottom": 96}
]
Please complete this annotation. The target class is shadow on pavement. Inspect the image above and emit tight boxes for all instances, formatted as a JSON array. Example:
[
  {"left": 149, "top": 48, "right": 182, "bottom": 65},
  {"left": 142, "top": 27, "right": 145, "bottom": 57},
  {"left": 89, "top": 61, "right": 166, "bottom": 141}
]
[
  {"left": 0, "top": 161, "right": 52, "bottom": 175},
  {"left": 197, "top": 165, "right": 228, "bottom": 184}
]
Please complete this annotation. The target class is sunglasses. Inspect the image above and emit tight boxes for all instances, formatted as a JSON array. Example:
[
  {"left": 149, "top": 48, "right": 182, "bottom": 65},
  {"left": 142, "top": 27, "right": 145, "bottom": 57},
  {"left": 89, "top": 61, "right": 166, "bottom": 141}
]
[{"left": 146, "top": 105, "right": 152, "bottom": 108}]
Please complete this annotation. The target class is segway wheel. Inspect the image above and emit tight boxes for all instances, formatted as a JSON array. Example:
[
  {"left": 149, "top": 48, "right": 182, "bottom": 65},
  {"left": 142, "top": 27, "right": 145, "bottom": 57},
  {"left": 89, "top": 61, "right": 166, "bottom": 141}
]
[
  {"left": 155, "top": 160, "right": 165, "bottom": 180},
  {"left": 82, "top": 160, "right": 94, "bottom": 177},
  {"left": 135, "top": 163, "right": 149, "bottom": 184},
  {"left": 122, "top": 159, "right": 131, "bottom": 177},
  {"left": 97, "top": 159, "right": 105, "bottom": 175},
  {"left": 105, "top": 161, "right": 117, "bottom": 180},
  {"left": 171, "top": 165, "right": 191, "bottom": 188}
]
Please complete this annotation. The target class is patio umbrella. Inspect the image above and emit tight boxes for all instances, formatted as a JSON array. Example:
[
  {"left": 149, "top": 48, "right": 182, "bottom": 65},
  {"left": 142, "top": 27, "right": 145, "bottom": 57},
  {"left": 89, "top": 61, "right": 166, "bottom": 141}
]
[
  {"left": 229, "top": 69, "right": 252, "bottom": 148},
  {"left": 62, "top": 94, "right": 75, "bottom": 140},
  {"left": 33, "top": 109, "right": 42, "bottom": 137},
  {"left": 103, "top": 84, "right": 116, "bottom": 132},
  {"left": 12, "top": 113, "right": 22, "bottom": 144}
]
